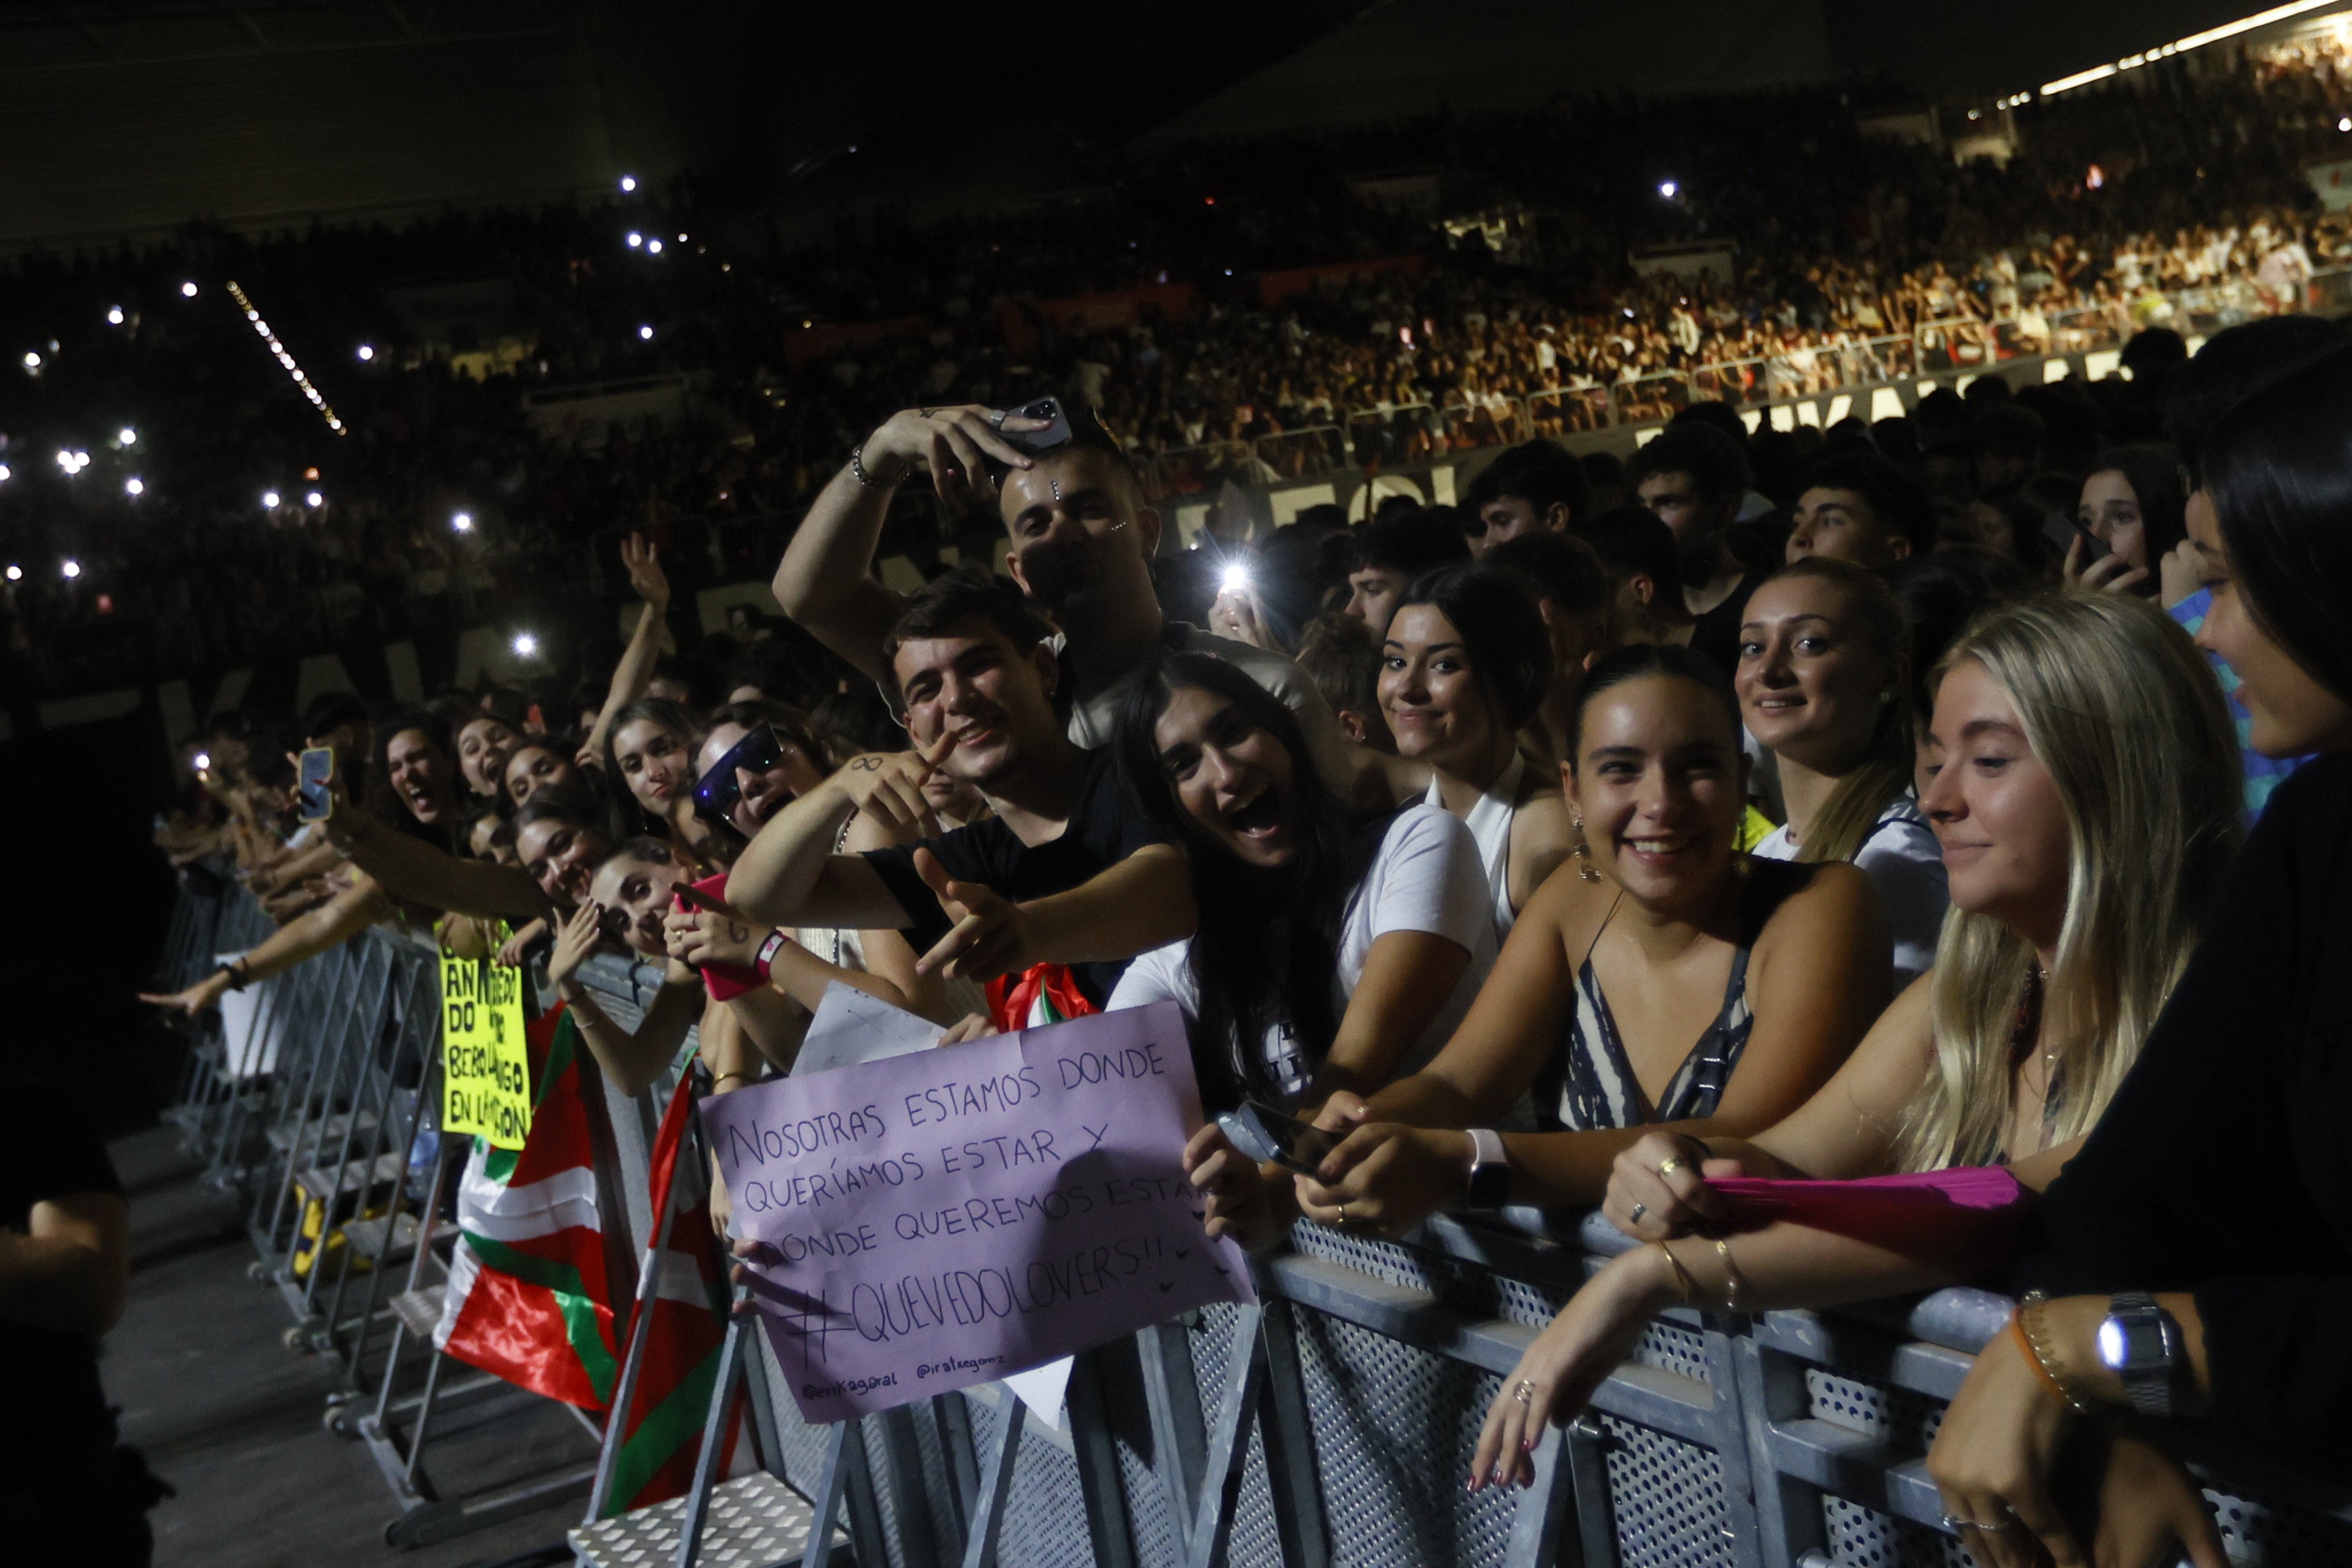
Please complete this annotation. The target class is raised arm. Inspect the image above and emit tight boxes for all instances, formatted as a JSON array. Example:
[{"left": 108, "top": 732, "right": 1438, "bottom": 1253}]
[
  {"left": 726, "top": 743, "right": 949, "bottom": 929},
  {"left": 327, "top": 808, "right": 555, "bottom": 923},
  {"left": 140, "top": 873, "right": 393, "bottom": 1017},
  {"left": 584, "top": 532, "right": 672, "bottom": 761},
  {"left": 773, "top": 406, "right": 1046, "bottom": 678},
  {"left": 546, "top": 903, "right": 703, "bottom": 1097}
]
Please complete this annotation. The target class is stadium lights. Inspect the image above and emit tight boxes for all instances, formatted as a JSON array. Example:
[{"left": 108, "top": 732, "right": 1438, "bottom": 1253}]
[
  {"left": 262, "top": 490, "right": 281, "bottom": 509},
  {"left": 2037, "top": 0, "right": 2340, "bottom": 97},
  {"left": 61, "top": 559, "right": 81, "bottom": 579},
  {"left": 511, "top": 632, "right": 540, "bottom": 658},
  {"left": 124, "top": 477, "right": 144, "bottom": 496},
  {"left": 620, "top": 175, "right": 638, "bottom": 192},
  {"left": 181, "top": 281, "right": 198, "bottom": 297},
  {"left": 227, "top": 282, "right": 346, "bottom": 434},
  {"left": 107, "top": 305, "right": 124, "bottom": 325},
  {"left": 451, "top": 511, "right": 474, "bottom": 533}
]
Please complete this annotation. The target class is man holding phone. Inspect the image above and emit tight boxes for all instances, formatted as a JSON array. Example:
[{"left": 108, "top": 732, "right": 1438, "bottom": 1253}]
[{"left": 772, "top": 400, "right": 1377, "bottom": 801}]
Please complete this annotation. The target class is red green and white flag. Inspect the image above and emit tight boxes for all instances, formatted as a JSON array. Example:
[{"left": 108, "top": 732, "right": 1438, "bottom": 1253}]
[
  {"left": 598, "top": 1072, "right": 746, "bottom": 1513},
  {"left": 435, "top": 1006, "right": 623, "bottom": 1410}
]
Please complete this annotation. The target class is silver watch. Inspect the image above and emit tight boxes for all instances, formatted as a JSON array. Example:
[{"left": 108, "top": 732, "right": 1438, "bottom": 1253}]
[{"left": 2095, "top": 1290, "right": 2179, "bottom": 1416}]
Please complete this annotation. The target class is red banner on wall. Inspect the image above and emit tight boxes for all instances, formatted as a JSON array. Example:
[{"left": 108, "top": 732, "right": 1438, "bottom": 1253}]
[
  {"left": 783, "top": 316, "right": 930, "bottom": 369},
  {"left": 999, "top": 282, "right": 1196, "bottom": 355},
  {"left": 1257, "top": 255, "right": 1425, "bottom": 308}
]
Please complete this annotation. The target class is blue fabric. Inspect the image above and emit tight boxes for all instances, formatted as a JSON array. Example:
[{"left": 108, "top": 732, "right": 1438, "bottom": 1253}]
[{"left": 2169, "top": 587, "right": 2309, "bottom": 819}]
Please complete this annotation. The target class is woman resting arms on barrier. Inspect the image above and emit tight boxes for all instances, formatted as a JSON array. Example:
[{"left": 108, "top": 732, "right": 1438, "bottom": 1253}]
[
  {"left": 1379, "top": 565, "right": 1572, "bottom": 940},
  {"left": 1190, "top": 645, "right": 1890, "bottom": 1250},
  {"left": 1473, "top": 594, "right": 2241, "bottom": 1562},
  {"left": 1111, "top": 653, "right": 1496, "bottom": 1116},
  {"left": 1923, "top": 347, "right": 2352, "bottom": 1568}
]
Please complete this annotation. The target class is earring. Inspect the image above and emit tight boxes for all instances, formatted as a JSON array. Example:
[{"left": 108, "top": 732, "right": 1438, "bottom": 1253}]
[{"left": 1570, "top": 815, "right": 1605, "bottom": 884}]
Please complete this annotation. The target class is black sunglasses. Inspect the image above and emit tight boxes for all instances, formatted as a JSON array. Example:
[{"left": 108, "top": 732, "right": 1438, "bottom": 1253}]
[{"left": 692, "top": 724, "right": 783, "bottom": 825}]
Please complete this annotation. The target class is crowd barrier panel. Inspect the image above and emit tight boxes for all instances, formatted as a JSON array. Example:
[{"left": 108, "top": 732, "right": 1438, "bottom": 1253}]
[{"left": 154, "top": 884, "right": 2352, "bottom": 1565}]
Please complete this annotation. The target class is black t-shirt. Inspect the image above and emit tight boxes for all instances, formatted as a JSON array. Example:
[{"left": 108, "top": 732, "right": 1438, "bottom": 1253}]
[
  {"left": 861, "top": 749, "right": 1170, "bottom": 1006},
  {"left": 1689, "top": 567, "right": 1761, "bottom": 678},
  {"left": 0, "top": 1078, "right": 124, "bottom": 1471},
  {"left": 2017, "top": 753, "right": 2352, "bottom": 1466}
]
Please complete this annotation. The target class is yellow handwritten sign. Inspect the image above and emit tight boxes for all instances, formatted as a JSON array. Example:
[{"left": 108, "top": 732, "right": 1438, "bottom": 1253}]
[{"left": 440, "top": 937, "right": 532, "bottom": 1150}]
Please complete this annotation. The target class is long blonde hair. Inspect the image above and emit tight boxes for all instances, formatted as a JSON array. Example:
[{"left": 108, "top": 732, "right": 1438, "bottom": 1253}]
[
  {"left": 1894, "top": 593, "right": 2242, "bottom": 1171},
  {"left": 1760, "top": 558, "right": 1917, "bottom": 866}
]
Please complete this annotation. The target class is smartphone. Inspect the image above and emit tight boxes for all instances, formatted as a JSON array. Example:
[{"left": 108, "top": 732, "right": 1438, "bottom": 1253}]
[
  {"left": 1215, "top": 1100, "right": 1342, "bottom": 1177},
  {"left": 297, "top": 747, "right": 335, "bottom": 823},
  {"left": 994, "top": 396, "right": 1073, "bottom": 459},
  {"left": 2043, "top": 513, "right": 2110, "bottom": 565}
]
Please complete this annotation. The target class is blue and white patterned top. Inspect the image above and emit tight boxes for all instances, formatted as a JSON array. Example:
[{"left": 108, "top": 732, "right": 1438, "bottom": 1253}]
[{"left": 2170, "top": 587, "right": 2309, "bottom": 821}]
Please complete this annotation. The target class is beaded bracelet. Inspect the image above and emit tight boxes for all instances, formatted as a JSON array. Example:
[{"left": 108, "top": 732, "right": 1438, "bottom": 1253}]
[{"left": 2012, "top": 1291, "right": 2094, "bottom": 1411}]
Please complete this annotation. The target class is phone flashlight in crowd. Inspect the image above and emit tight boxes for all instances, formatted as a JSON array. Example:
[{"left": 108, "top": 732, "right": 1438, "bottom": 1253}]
[
  {"left": 1659, "top": 179, "right": 1679, "bottom": 198},
  {"left": 61, "top": 559, "right": 81, "bottom": 579},
  {"left": 618, "top": 174, "right": 638, "bottom": 192},
  {"left": 1221, "top": 561, "right": 1252, "bottom": 596},
  {"left": 452, "top": 511, "right": 473, "bottom": 533},
  {"left": 192, "top": 751, "right": 210, "bottom": 774},
  {"left": 262, "top": 490, "right": 280, "bottom": 509},
  {"left": 356, "top": 344, "right": 375, "bottom": 361},
  {"left": 511, "top": 632, "right": 540, "bottom": 658},
  {"left": 4, "top": 565, "right": 19, "bottom": 581},
  {"left": 296, "top": 746, "right": 335, "bottom": 823},
  {"left": 179, "top": 281, "right": 197, "bottom": 297}
]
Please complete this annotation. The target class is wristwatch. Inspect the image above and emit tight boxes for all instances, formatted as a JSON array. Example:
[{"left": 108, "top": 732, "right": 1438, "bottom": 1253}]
[
  {"left": 2095, "top": 1290, "right": 2179, "bottom": 1415},
  {"left": 1463, "top": 1128, "right": 1511, "bottom": 1210}
]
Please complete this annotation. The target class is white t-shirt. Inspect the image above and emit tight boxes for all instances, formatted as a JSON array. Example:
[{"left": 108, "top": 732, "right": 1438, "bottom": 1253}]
[
  {"left": 1067, "top": 621, "right": 1357, "bottom": 791},
  {"left": 1106, "top": 805, "right": 1497, "bottom": 1105},
  {"left": 1752, "top": 795, "right": 1947, "bottom": 987}
]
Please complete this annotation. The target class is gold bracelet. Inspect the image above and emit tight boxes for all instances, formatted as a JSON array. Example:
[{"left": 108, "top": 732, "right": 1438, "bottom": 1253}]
[
  {"left": 709, "top": 1070, "right": 752, "bottom": 1091},
  {"left": 2016, "top": 1291, "right": 2095, "bottom": 1411},
  {"left": 1714, "top": 1237, "right": 1750, "bottom": 1312},
  {"left": 1655, "top": 1240, "right": 1697, "bottom": 1305}
]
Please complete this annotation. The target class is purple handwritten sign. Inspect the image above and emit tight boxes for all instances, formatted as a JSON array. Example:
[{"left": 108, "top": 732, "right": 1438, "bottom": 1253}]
[{"left": 700, "top": 1000, "right": 1255, "bottom": 1422}]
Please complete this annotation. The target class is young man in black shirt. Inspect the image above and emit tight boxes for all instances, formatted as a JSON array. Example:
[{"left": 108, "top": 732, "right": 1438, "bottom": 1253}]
[
  {"left": 0, "top": 1078, "right": 150, "bottom": 1565},
  {"left": 1625, "top": 422, "right": 1759, "bottom": 676},
  {"left": 725, "top": 569, "right": 1192, "bottom": 1007}
]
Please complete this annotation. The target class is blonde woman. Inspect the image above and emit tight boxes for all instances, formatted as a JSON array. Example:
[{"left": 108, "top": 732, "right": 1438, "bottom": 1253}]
[
  {"left": 1468, "top": 591, "right": 2242, "bottom": 1491},
  {"left": 1740, "top": 558, "right": 1948, "bottom": 985}
]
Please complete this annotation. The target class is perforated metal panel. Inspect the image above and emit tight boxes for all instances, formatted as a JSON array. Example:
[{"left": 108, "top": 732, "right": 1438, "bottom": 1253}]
[
  {"left": 1292, "top": 1308, "right": 1519, "bottom": 1567},
  {"left": 1819, "top": 1493, "right": 1971, "bottom": 1568},
  {"left": 964, "top": 1394, "right": 1100, "bottom": 1568},
  {"left": 1805, "top": 1369, "right": 1943, "bottom": 1449},
  {"left": 1190, "top": 1302, "right": 1285, "bottom": 1567},
  {"left": 2206, "top": 1482, "right": 2352, "bottom": 1565},
  {"left": 1598, "top": 1413, "right": 1738, "bottom": 1568}
]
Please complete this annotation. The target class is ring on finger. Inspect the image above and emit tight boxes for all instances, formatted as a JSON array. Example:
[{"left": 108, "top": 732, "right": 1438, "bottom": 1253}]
[
  {"left": 1511, "top": 1379, "right": 1536, "bottom": 1406},
  {"left": 1629, "top": 1202, "right": 1648, "bottom": 1226},
  {"left": 1656, "top": 1157, "right": 1681, "bottom": 1178},
  {"left": 1335, "top": 1201, "right": 1349, "bottom": 1226}
]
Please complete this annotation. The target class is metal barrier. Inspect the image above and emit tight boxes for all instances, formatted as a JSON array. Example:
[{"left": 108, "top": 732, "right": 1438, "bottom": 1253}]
[{"left": 153, "top": 881, "right": 2352, "bottom": 1565}]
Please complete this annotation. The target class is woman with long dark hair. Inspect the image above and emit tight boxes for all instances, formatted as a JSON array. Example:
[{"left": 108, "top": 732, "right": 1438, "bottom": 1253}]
[
  {"left": 1380, "top": 564, "right": 1572, "bottom": 940},
  {"left": 1928, "top": 344, "right": 2352, "bottom": 1565},
  {"left": 605, "top": 696, "right": 723, "bottom": 865},
  {"left": 1111, "top": 652, "right": 1496, "bottom": 1117}
]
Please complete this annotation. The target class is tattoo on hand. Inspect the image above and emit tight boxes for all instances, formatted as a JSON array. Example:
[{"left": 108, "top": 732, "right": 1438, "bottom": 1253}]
[
  {"left": 726, "top": 921, "right": 749, "bottom": 943},
  {"left": 850, "top": 757, "right": 882, "bottom": 772}
]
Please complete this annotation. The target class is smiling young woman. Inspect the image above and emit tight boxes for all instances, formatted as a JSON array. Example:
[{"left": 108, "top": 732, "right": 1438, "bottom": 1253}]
[
  {"left": 1739, "top": 558, "right": 1948, "bottom": 984},
  {"left": 1217, "top": 643, "right": 1892, "bottom": 1247}
]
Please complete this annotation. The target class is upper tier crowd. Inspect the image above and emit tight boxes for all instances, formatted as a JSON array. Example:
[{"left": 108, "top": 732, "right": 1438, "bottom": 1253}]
[
  {"left": 150, "top": 233, "right": 2352, "bottom": 1566},
  {"left": 14, "top": 32, "right": 2352, "bottom": 702}
]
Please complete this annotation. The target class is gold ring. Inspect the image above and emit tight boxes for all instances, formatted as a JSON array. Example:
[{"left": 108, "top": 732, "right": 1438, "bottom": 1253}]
[
  {"left": 1657, "top": 1157, "right": 1682, "bottom": 1178},
  {"left": 1512, "top": 1380, "right": 1536, "bottom": 1405},
  {"left": 1336, "top": 1202, "right": 1349, "bottom": 1225}
]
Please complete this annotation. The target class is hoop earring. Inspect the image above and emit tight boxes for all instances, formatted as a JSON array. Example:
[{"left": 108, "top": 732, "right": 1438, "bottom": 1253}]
[{"left": 1571, "top": 815, "right": 1605, "bottom": 884}]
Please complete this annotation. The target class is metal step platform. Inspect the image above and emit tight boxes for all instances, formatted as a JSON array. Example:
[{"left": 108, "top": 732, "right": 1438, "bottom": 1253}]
[{"left": 569, "top": 1473, "right": 843, "bottom": 1568}]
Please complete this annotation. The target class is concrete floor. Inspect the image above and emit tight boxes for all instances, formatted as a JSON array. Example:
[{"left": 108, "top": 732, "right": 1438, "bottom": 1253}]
[{"left": 108, "top": 1126, "right": 597, "bottom": 1568}]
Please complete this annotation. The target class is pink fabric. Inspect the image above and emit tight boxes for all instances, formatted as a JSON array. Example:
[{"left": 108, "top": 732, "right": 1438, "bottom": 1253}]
[{"left": 1700, "top": 1167, "right": 2026, "bottom": 1251}]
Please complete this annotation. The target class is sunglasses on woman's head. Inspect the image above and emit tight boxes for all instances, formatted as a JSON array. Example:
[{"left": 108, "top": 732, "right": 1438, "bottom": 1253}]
[{"left": 692, "top": 724, "right": 782, "bottom": 825}]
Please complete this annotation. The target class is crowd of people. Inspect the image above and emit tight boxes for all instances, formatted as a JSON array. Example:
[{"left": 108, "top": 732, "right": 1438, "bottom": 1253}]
[
  {"left": 13, "top": 33, "right": 2352, "bottom": 702},
  {"left": 135, "top": 237, "right": 2352, "bottom": 1563}
]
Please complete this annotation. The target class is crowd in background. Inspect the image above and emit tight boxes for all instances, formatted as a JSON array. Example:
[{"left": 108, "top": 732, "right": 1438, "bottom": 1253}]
[{"left": 12, "top": 36, "right": 2352, "bottom": 702}]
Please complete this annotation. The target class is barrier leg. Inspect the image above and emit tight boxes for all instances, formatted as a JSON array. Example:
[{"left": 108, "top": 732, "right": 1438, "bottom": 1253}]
[
  {"left": 672, "top": 1311, "right": 751, "bottom": 1568},
  {"left": 1502, "top": 1421, "right": 1583, "bottom": 1568},
  {"left": 959, "top": 1392, "right": 1026, "bottom": 1568},
  {"left": 1186, "top": 1303, "right": 1268, "bottom": 1568},
  {"left": 1137, "top": 1320, "right": 1208, "bottom": 1561},
  {"left": 1253, "top": 1300, "right": 1329, "bottom": 1568}
]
